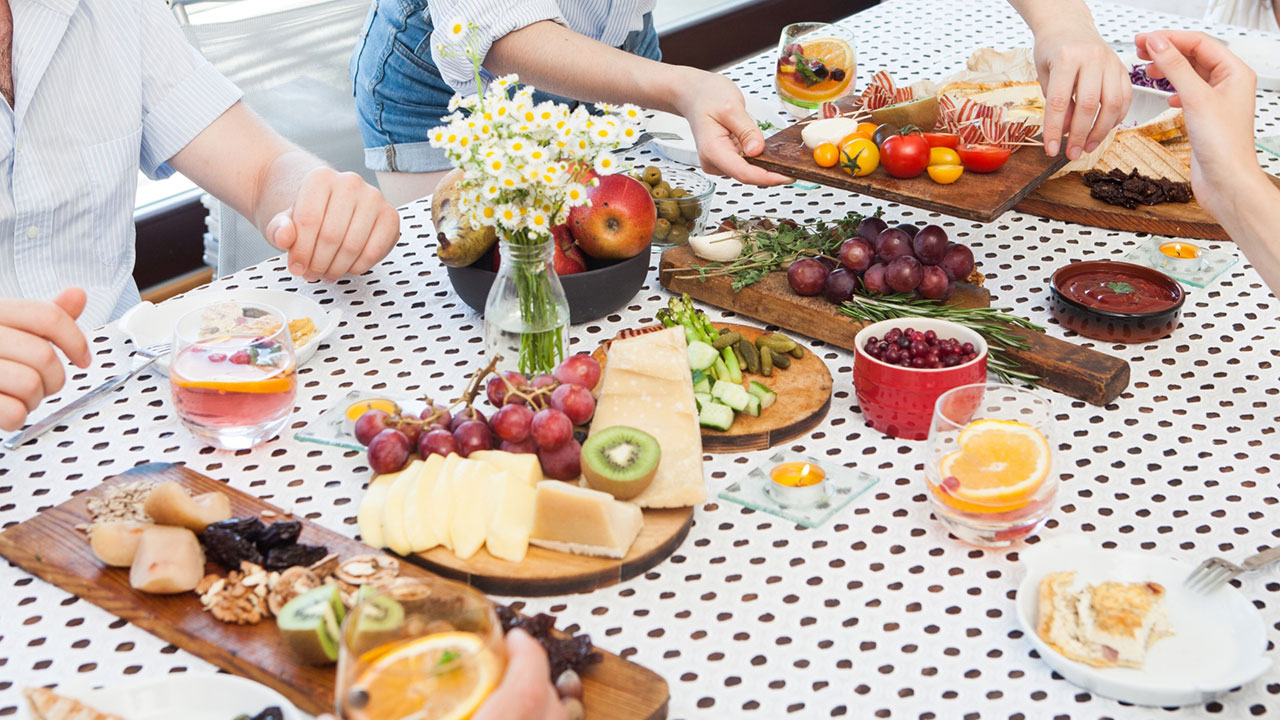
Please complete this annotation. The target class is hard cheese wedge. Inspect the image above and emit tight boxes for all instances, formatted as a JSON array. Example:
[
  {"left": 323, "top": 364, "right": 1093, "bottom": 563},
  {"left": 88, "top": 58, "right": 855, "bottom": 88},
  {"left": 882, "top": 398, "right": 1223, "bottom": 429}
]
[
  {"left": 448, "top": 459, "right": 499, "bottom": 559},
  {"left": 590, "top": 326, "right": 706, "bottom": 508},
  {"left": 382, "top": 459, "right": 426, "bottom": 556},
  {"left": 486, "top": 473, "right": 537, "bottom": 562},
  {"left": 470, "top": 450, "right": 544, "bottom": 487},
  {"left": 529, "top": 481, "right": 643, "bottom": 559},
  {"left": 404, "top": 453, "right": 447, "bottom": 553}
]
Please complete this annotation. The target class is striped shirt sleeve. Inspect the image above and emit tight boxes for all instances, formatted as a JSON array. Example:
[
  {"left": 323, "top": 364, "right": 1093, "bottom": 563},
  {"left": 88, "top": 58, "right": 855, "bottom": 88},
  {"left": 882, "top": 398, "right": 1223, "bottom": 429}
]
[
  {"left": 427, "top": 0, "right": 566, "bottom": 95},
  {"left": 136, "top": 0, "right": 244, "bottom": 180}
]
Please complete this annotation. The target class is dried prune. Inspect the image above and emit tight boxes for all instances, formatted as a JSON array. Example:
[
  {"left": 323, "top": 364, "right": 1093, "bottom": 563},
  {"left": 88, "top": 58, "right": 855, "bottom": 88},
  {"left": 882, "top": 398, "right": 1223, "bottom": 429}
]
[
  {"left": 200, "top": 525, "right": 263, "bottom": 570},
  {"left": 256, "top": 520, "right": 302, "bottom": 552},
  {"left": 263, "top": 542, "right": 328, "bottom": 571},
  {"left": 494, "top": 605, "right": 602, "bottom": 679},
  {"left": 1082, "top": 169, "right": 1191, "bottom": 210},
  {"left": 206, "top": 517, "right": 265, "bottom": 543},
  {"left": 234, "top": 707, "right": 283, "bottom": 720}
]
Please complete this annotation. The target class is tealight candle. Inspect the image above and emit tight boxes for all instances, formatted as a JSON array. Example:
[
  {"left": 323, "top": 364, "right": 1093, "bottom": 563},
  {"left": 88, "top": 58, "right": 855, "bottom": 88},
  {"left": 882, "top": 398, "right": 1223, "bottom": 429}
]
[
  {"left": 1156, "top": 241, "right": 1204, "bottom": 273},
  {"left": 343, "top": 397, "right": 401, "bottom": 433},
  {"left": 767, "top": 461, "right": 827, "bottom": 507}
]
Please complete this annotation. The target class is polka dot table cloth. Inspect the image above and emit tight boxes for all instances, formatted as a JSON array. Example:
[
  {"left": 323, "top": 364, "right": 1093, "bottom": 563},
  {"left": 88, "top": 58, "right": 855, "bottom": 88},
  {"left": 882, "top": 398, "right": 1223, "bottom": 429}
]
[{"left": 3, "top": 1, "right": 1280, "bottom": 718}]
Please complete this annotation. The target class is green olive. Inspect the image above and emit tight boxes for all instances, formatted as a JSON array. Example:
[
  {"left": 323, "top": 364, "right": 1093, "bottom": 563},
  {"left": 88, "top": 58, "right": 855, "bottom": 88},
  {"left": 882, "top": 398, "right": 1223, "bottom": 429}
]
[
  {"left": 650, "top": 186, "right": 670, "bottom": 199},
  {"left": 653, "top": 181, "right": 671, "bottom": 195},
  {"left": 653, "top": 218, "right": 671, "bottom": 240},
  {"left": 680, "top": 199, "right": 702, "bottom": 221},
  {"left": 658, "top": 200, "right": 681, "bottom": 222},
  {"left": 670, "top": 187, "right": 688, "bottom": 199},
  {"left": 642, "top": 166, "right": 662, "bottom": 185},
  {"left": 667, "top": 224, "right": 690, "bottom": 245}
]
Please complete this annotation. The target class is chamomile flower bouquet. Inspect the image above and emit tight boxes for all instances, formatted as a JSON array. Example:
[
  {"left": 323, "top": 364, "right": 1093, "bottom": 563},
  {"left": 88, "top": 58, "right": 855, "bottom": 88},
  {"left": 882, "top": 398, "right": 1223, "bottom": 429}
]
[{"left": 431, "top": 22, "right": 645, "bottom": 374}]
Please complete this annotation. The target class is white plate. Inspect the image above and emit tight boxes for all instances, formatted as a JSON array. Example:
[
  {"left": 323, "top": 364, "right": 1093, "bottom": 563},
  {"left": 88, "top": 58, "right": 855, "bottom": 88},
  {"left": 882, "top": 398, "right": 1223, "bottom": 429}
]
[
  {"left": 1229, "top": 35, "right": 1280, "bottom": 92},
  {"left": 646, "top": 96, "right": 791, "bottom": 167},
  {"left": 22, "top": 674, "right": 306, "bottom": 720},
  {"left": 1016, "top": 537, "right": 1271, "bottom": 707},
  {"left": 117, "top": 288, "right": 341, "bottom": 376},
  {"left": 1116, "top": 51, "right": 1176, "bottom": 126}
]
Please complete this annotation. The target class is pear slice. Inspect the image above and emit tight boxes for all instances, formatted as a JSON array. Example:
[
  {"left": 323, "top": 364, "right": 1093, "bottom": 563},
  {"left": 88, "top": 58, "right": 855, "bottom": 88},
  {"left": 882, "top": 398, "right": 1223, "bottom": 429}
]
[
  {"left": 381, "top": 459, "right": 425, "bottom": 556},
  {"left": 142, "top": 481, "right": 231, "bottom": 532},
  {"left": 404, "top": 453, "right": 446, "bottom": 553}
]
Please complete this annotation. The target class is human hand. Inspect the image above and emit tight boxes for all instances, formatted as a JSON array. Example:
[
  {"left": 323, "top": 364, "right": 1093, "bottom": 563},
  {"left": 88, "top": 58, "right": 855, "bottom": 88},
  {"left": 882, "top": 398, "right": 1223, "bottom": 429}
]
[
  {"left": 1136, "top": 30, "right": 1262, "bottom": 219},
  {"left": 0, "top": 287, "right": 92, "bottom": 431},
  {"left": 267, "top": 168, "right": 401, "bottom": 282},
  {"left": 673, "top": 69, "right": 792, "bottom": 187},
  {"left": 1033, "top": 25, "right": 1132, "bottom": 160},
  {"left": 473, "top": 629, "right": 568, "bottom": 720}
]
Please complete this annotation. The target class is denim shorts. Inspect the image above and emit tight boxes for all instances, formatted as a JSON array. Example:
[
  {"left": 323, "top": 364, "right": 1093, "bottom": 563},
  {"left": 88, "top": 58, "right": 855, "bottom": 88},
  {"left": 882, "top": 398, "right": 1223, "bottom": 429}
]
[{"left": 350, "top": 0, "right": 661, "bottom": 173}]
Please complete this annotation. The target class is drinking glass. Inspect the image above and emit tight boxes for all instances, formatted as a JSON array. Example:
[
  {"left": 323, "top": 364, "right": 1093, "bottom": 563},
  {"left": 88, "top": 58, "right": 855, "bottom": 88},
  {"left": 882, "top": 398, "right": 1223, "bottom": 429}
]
[
  {"left": 925, "top": 383, "right": 1057, "bottom": 547},
  {"left": 775, "top": 22, "right": 856, "bottom": 118},
  {"left": 336, "top": 580, "right": 507, "bottom": 720},
  {"left": 170, "top": 301, "right": 296, "bottom": 450}
]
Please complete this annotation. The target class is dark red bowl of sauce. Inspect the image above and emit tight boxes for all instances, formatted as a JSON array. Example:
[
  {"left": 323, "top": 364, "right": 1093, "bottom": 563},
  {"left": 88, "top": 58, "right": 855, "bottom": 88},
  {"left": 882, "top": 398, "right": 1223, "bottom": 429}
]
[{"left": 1049, "top": 260, "right": 1185, "bottom": 343}]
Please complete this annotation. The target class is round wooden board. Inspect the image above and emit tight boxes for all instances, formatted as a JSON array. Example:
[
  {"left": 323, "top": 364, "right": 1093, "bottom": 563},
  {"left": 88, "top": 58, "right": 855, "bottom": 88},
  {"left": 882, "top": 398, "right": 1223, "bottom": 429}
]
[
  {"left": 593, "top": 322, "right": 833, "bottom": 453},
  {"left": 406, "top": 506, "right": 693, "bottom": 597}
]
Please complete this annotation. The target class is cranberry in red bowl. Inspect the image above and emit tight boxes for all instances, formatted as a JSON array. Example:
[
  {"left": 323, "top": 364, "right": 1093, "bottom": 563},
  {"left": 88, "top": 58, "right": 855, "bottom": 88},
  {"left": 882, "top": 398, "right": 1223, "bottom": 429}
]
[{"left": 1049, "top": 261, "right": 1185, "bottom": 343}]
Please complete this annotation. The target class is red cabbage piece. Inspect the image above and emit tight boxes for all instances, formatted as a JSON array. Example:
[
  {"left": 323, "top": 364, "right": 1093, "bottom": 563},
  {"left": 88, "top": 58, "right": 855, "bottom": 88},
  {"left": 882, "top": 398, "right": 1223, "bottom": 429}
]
[{"left": 1130, "top": 64, "right": 1175, "bottom": 92}]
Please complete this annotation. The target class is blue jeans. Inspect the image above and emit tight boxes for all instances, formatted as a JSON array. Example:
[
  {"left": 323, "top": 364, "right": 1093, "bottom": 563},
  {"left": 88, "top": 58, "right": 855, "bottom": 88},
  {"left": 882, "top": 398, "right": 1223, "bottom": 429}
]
[{"left": 350, "top": 2, "right": 661, "bottom": 173}]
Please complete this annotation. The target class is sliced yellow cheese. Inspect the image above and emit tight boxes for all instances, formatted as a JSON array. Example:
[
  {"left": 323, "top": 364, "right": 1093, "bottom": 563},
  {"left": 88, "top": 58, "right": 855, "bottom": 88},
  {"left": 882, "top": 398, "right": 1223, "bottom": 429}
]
[
  {"left": 486, "top": 473, "right": 537, "bottom": 562},
  {"left": 382, "top": 459, "right": 426, "bottom": 556},
  {"left": 428, "top": 454, "right": 463, "bottom": 551},
  {"left": 606, "top": 326, "right": 690, "bottom": 381},
  {"left": 448, "top": 459, "right": 498, "bottom": 559},
  {"left": 529, "top": 481, "right": 644, "bottom": 559},
  {"left": 469, "top": 450, "right": 543, "bottom": 487},
  {"left": 404, "top": 453, "right": 447, "bottom": 553},
  {"left": 357, "top": 469, "right": 402, "bottom": 549}
]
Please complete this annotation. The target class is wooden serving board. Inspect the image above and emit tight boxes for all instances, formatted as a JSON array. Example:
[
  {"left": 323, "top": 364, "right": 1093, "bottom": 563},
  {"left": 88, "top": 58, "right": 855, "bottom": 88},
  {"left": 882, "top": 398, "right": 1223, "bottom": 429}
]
[
  {"left": 591, "top": 323, "right": 833, "bottom": 452},
  {"left": 745, "top": 122, "right": 1068, "bottom": 223},
  {"left": 658, "top": 245, "right": 1130, "bottom": 406},
  {"left": 0, "top": 463, "right": 670, "bottom": 720},
  {"left": 410, "top": 505, "right": 692, "bottom": 597}
]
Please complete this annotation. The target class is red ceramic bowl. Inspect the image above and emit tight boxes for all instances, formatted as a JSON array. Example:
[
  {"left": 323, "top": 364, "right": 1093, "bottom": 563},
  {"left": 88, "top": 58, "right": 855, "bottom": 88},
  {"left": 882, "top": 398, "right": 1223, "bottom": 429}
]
[
  {"left": 853, "top": 318, "right": 988, "bottom": 441},
  {"left": 1049, "top": 260, "right": 1185, "bottom": 343}
]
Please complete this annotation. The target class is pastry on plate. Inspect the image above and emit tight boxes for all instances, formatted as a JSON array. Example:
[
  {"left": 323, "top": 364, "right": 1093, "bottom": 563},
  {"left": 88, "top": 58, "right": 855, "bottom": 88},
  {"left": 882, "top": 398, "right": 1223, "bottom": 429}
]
[
  {"left": 1037, "top": 570, "right": 1172, "bottom": 668},
  {"left": 23, "top": 687, "right": 123, "bottom": 720}
]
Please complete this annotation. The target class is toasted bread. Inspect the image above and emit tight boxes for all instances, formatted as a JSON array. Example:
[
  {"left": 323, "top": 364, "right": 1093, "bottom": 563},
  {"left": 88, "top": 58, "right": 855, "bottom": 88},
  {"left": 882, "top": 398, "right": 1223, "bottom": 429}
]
[
  {"left": 1036, "top": 571, "right": 1171, "bottom": 669},
  {"left": 23, "top": 688, "right": 124, "bottom": 720},
  {"left": 938, "top": 80, "right": 1045, "bottom": 124},
  {"left": 1133, "top": 107, "right": 1186, "bottom": 143},
  {"left": 1096, "top": 131, "right": 1191, "bottom": 183},
  {"left": 1162, "top": 137, "right": 1192, "bottom": 170}
]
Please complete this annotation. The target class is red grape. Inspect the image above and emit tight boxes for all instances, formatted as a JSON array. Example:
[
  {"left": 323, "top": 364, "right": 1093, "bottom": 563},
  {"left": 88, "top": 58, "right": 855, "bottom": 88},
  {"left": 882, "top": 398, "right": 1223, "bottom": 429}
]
[
  {"left": 450, "top": 407, "right": 487, "bottom": 432},
  {"left": 839, "top": 238, "right": 874, "bottom": 272},
  {"left": 857, "top": 217, "right": 888, "bottom": 244},
  {"left": 530, "top": 374, "right": 558, "bottom": 392},
  {"left": 787, "top": 258, "right": 827, "bottom": 296},
  {"left": 422, "top": 404, "right": 452, "bottom": 429},
  {"left": 368, "top": 428, "right": 411, "bottom": 474},
  {"left": 394, "top": 413, "right": 422, "bottom": 447},
  {"left": 912, "top": 225, "right": 948, "bottom": 265},
  {"left": 531, "top": 408, "right": 573, "bottom": 449},
  {"left": 486, "top": 371, "right": 530, "bottom": 407},
  {"left": 939, "top": 244, "right": 975, "bottom": 282},
  {"left": 875, "top": 228, "right": 914, "bottom": 262},
  {"left": 861, "top": 263, "right": 889, "bottom": 295},
  {"left": 551, "top": 384, "right": 595, "bottom": 426},
  {"left": 885, "top": 256, "right": 923, "bottom": 293},
  {"left": 419, "top": 428, "right": 459, "bottom": 457},
  {"left": 354, "top": 410, "right": 393, "bottom": 446},
  {"left": 491, "top": 404, "right": 534, "bottom": 442},
  {"left": 537, "top": 438, "right": 582, "bottom": 480},
  {"left": 823, "top": 268, "right": 858, "bottom": 304},
  {"left": 553, "top": 354, "right": 601, "bottom": 390},
  {"left": 894, "top": 223, "right": 920, "bottom": 239},
  {"left": 918, "top": 265, "right": 954, "bottom": 300},
  {"left": 499, "top": 438, "right": 538, "bottom": 454},
  {"left": 454, "top": 420, "right": 494, "bottom": 457}
]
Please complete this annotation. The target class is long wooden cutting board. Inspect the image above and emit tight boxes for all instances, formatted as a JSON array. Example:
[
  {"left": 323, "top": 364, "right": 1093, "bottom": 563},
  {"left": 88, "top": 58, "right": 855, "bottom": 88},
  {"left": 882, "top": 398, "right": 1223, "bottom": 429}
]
[
  {"left": 658, "top": 245, "right": 1129, "bottom": 406},
  {"left": 0, "top": 462, "right": 669, "bottom": 720}
]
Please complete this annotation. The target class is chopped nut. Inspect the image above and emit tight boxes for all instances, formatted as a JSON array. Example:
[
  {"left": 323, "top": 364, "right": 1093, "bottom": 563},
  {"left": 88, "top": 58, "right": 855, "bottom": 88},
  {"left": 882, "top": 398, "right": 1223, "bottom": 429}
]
[
  {"left": 267, "top": 566, "right": 322, "bottom": 615},
  {"left": 260, "top": 510, "right": 277, "bottom": 519},
  {"left": 336, "top": 554, "right": 400, "bottom": 587},
  {"left": 198, "top": 562, "right": 271, "bottom": 625}
]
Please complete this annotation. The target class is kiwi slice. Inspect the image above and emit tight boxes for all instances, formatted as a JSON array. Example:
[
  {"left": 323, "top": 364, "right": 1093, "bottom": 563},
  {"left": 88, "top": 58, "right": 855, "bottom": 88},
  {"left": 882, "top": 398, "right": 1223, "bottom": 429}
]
[
  {"left": 277, "top": 584, "right": 346, "bottom": 665},
  {"left": 345, "top": 591, "right": 406, "bottom": 655},
  {"left": 581, "top": 426, "right": 661, "bottom": 500}
]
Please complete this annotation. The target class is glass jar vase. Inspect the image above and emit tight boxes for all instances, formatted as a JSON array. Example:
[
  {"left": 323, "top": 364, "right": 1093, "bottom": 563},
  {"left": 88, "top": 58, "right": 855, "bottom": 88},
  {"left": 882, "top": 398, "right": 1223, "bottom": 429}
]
[{"left": 483, "top": 233, "right": 570, "bottom": 375}]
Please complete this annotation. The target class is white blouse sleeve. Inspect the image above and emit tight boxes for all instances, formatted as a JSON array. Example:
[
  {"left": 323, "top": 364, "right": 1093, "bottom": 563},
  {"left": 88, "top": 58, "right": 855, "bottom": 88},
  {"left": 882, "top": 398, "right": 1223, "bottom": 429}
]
[{"left": 427, "top": 0, "right": 567, "bottom": 95}]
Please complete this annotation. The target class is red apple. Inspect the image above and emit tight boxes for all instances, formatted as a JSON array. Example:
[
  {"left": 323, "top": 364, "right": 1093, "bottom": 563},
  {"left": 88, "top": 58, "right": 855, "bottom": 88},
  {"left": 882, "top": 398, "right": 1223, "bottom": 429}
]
[
  {"left": 490, "top": 225, "right": 587, "bottom": 276},
  {"left": 567, "top": 173, "right": 655, "bottom": 260}
]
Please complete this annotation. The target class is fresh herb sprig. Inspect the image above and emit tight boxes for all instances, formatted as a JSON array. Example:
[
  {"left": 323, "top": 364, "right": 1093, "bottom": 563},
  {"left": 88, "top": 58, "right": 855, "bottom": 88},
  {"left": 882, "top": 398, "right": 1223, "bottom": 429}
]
[{"left": 839, "top": 293, "right": 1045, "bottom": 385}]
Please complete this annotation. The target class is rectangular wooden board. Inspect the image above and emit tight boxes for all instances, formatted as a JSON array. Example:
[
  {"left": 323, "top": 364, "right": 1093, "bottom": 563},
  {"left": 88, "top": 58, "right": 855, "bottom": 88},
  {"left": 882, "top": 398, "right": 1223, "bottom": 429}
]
[
  {"left": 744, "top": 122, "right": 1068, "bottom": 222},
  {"left": 659, "top": 245, "right": 1129, "bottom": 406},
  {"left": 0, "top": 462, "right": 669, "bottom": 720}
]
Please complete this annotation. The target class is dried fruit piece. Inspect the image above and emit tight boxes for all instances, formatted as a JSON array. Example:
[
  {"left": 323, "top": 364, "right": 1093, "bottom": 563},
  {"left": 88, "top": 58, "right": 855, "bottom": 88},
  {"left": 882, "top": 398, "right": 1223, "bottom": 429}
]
[
  {"left": 206, "top": 517, "right": 266, "bottom": 543},
  {"left": 263, "top": 543, "right": 329, "bottom": 572},
  {"left": 256, "top": 520, "right": 302, "bottom": 552},
  {"left": 201, "top": 525, "right": 264, "bottom": 570}
]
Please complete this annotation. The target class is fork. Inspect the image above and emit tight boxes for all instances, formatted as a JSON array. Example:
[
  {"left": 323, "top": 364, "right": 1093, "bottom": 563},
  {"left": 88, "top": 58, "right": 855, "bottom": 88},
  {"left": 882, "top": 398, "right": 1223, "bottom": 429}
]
[
  {"left": 621, "top": 130, "right": 681, "bottom": 152},
  {"left": 1184, "top": 545, "right": 1280, "bottom": 593},
  {"left": 1, "top": 341, "right": 171, "bottom": 450}
]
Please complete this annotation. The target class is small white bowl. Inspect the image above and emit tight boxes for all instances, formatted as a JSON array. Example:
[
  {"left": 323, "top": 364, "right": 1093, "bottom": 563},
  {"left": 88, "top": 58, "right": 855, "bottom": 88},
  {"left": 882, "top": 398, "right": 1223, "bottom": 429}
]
[
  {"left": 1016, "top": 537, "right": 1271, "bottom": 707},
  {"left": 32, "top": 673, "right": 304, "bottom": 720}
]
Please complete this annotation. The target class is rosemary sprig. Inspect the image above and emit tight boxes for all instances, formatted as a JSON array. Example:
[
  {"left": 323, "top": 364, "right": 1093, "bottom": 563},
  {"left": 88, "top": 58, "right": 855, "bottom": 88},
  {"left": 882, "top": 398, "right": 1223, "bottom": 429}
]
[{"left": 838, "top": 293, "right": 1045, "bottom": 385}]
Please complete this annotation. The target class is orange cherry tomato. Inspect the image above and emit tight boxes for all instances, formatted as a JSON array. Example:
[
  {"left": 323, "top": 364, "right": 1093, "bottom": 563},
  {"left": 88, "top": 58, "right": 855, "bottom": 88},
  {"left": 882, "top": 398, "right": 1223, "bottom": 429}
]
[{"left": 813, "top": 142, "right": 840, "bottom": 168}]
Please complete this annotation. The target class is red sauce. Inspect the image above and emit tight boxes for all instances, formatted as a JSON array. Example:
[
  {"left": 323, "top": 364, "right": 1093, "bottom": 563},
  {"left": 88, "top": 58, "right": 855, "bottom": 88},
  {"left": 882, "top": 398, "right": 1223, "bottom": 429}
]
[{"left": 1060, "top": 271, "right": 1178, "bottom": 313}]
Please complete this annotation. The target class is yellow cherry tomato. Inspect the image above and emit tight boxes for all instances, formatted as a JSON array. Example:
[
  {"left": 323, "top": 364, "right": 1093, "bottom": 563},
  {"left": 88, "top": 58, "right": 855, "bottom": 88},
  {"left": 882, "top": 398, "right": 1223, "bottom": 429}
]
[
  {"left": 813, "top": 142, "right": 840, "bottom": 168},
  {"left": 929, "top": 147, "right": 961, "bottom": 167},
  {"left": 856, "top": 122, "right": 880, "bottom": 138},
  {"left": 838, "top": 131, "right": 873, "bottom": 146},
  {"left": 840, "top": 137, "right": 880, "bottom": 177},
  {"left": 927, "top": 164, "right": 964, "bottom": 184}
]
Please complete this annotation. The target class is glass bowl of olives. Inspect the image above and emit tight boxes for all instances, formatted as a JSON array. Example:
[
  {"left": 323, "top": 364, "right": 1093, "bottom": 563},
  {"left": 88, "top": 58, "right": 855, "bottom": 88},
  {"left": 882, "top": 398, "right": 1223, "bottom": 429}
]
[{"left": 631, "top": 164, "right": 715, "bottom": 246}]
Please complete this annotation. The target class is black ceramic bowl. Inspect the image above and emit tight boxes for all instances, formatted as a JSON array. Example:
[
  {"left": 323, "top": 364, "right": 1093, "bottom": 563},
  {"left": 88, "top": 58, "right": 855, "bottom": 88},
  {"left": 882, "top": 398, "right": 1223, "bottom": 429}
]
[
  {"left": 1049, "top": 260, "right": 1185, "bottom": 343},
  {"left": 447, "top": 245, "right": 651, "bottom": 324}
]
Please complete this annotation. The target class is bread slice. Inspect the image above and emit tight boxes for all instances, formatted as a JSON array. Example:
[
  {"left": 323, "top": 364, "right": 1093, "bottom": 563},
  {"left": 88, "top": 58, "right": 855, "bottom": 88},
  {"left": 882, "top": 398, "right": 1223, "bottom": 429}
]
[
  {"left": 1096, "top": 131, "right": 1191, "bottom": 183},
  {"left": 938, "top": 80, "right": 1045, "bottom": 124},
  {"left": 23, "top": 688, "right": 123, "bottom": 720},
  {"left": 1161, "top": 137, "right": 1192, "bottom": 171},
  {"left": 1133, "top": 107, "right": 1186, "bottom": 143},
  {"left": 1036, "top": 571, "right": 1171, "bottom": 669}
]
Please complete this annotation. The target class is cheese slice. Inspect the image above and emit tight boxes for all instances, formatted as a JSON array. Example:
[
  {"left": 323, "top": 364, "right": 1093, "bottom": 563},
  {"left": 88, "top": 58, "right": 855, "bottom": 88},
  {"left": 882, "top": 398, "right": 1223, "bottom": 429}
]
[
  {"left": 448, "top": 459, "right": 498, "bottom": 559},
  {"left": 404, "top": 453, "right": 447, "bottom": 552},
  {"left": 469, "top": 450, "right": 543, "bottom": 487},
  {"left": 529, "top": 481, "right": 643, "bottom": 559},
  {"left": 606, "top": 326, "right": 691, "bottom": 381},
  {"left": 486, "top": 472, "right": 537, "bottom": 562},
  {"left": 357, "top": 468, "right": 402, "bottom": 549},
  {"left": 428, "top": 454, "right": 463, "bottom": 551},
  {"left": 382, "top": 459, "right": 427, "bottom": 556}
]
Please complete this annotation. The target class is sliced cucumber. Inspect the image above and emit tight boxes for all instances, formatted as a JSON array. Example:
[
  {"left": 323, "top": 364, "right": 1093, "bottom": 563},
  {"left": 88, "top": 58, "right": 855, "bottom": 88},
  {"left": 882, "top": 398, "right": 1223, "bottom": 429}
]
[
  {"left": 692, "top": 375, "right": 712, "bottom": 395},
  {"left": 712, "top": 356, "right": 730, "bottom": 382},
  {"left": 687, "top": 341, "right": 719, "bottom": 372},
  {"left": 711, "top": 380, "right": 750, "bottom": 412},
  {"left": 742, "top": 394, "right": 761, "bottom": 417},
  {"left": 694, "top": 392, "right": 713, "bottom": 411},
  {"left": 747, "top": 381, "right": 777, "bottom": 410},
  {"left": 698, "top": 401, "right": 735, "bottom": 431}
]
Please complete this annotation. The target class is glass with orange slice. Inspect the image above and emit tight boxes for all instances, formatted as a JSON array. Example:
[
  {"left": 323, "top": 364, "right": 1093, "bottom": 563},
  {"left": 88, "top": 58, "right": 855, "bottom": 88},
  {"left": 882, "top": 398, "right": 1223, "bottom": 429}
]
[
  {"left": 775, "top": 23, "right": 856, "bottom": 118},
  {"left": 170, "top": 301, "right": 297, "bottom": 450},
  {"left": 925, "top": 383, "right": 1057, "bottom": 547},
  {"left": 337, "top": 581, "right": 507, "bottom": 720}
]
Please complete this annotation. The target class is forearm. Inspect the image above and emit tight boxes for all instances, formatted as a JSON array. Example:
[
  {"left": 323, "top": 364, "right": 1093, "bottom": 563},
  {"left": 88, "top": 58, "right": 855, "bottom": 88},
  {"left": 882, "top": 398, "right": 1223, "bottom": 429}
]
[
  {"left": 1217, "top": 170, "right": 1280, "bottom": 294},
  {"left": 1008, "top": 0, "right": 1096, "bottom": 37}
]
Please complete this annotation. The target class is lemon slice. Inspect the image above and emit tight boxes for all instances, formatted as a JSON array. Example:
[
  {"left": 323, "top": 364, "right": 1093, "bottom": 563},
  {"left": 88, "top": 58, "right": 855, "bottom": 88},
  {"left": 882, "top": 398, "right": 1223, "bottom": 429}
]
[
  {"left": 353, "top": 631, "right": 503, "bottom": 720},
  {"left": 936, "top": 419, "right": 1051, "bottom": 514}
]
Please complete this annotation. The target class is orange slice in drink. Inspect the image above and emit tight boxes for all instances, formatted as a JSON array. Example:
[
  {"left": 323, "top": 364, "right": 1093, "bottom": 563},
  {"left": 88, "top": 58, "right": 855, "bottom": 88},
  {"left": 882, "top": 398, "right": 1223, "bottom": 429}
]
[
  {"left": 776, "top": 38, "right": 854, "bottom": 104},
  {"left": 353, "top": 631, "right": 502, "bottom": 720},
  {"left": 170, "top": 370, "right": 296, "bottom": 395},
  {"left": 934, "top": 419, "right": 1051, "bottom": 514}
]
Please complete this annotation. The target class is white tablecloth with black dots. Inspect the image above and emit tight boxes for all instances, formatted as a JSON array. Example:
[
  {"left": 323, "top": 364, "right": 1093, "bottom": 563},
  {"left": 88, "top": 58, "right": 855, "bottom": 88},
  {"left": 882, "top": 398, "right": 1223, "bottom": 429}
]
[{"left": 4, "top": 1, "right": 1280, "bottom": 718}]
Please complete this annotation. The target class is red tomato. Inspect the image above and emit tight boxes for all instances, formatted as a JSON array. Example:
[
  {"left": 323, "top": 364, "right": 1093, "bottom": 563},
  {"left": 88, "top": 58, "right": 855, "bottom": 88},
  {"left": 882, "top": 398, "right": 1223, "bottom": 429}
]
[
  {"left": 879, "top": 132, "right": 931, "bottom": 179},
  {"left": 956, "top": 144, "right": 1012, "bottom": 173},
  {"left": 922, "top": 132, "right": 960, "bottom": 149}
]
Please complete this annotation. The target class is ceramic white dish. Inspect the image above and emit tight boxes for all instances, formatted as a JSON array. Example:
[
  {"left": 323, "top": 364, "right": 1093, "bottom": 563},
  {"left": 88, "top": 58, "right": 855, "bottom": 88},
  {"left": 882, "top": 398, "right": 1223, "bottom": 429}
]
[
  {"left": 1016, "top": 537, "right": 1271, "bottom": 707},
  {"left": 646, "top": 96, "right": 788, "bottom": 166},
  {"left": 1230, "top": 35, "right": 1280, "bottom": 92},
  {"left": 118, "top": 288, "right": 340, "bottom": 376},
  {"left": 22, "top": 673, "right": 305, "bottom": 720},
  {"left": 1115, "top": 51, "right": 1174, "bottom": 126}
]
